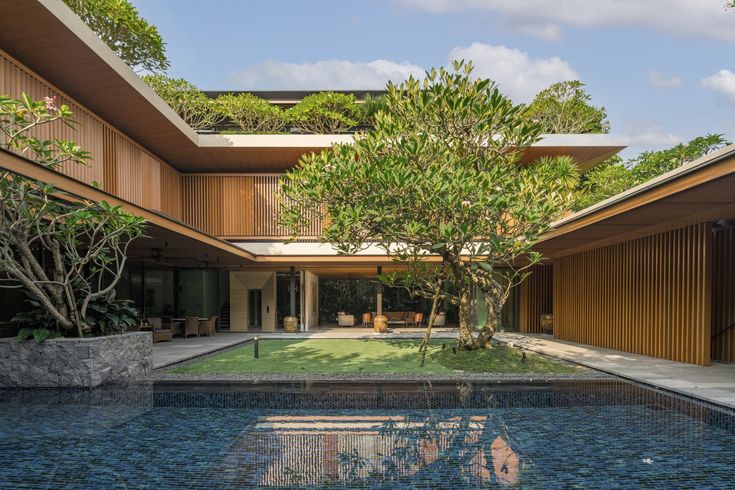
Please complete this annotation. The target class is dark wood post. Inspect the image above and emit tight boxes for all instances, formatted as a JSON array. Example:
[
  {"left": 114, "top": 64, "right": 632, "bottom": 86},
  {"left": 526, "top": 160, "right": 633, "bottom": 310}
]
[
  {"left": 376, "top": 266, "right": 383, "bottom": 317},
  {"left": 289, "top": 266, "right": 296, "bottom": 317}
]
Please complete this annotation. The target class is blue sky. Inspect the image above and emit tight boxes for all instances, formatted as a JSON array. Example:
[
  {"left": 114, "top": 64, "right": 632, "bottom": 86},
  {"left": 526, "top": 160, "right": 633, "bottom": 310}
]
[{"left": 132, "top": 0, "right": 735, "bottom": 158}]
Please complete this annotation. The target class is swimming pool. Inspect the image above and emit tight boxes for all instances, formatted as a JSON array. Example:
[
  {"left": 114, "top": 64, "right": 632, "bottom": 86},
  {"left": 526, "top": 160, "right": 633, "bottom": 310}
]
[{"left": 1, "top": 380, "right": 733, "bottom": 488}]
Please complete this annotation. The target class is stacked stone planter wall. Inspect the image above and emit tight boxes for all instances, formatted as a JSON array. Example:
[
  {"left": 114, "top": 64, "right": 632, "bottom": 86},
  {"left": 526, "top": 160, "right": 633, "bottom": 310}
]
[{"left": 0, "top": 332, "right": 152, "bottom": 388}]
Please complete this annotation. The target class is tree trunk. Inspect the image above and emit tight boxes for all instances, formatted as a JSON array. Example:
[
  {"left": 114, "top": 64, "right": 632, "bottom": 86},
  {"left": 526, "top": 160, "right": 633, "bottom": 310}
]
[
  {"left": 419, "top": 283, "right": 442, "bottom": 367},
  {"left": 475, "top": 292, "right": 499, "bottom": 348},
  {"left": 456, "top": 286, "right": 475, "bottom": 349}
]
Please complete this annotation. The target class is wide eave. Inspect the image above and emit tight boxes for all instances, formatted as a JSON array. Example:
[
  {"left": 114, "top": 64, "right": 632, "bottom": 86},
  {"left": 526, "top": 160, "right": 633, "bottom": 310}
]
[{"left": 0, "top": 0, "right": 625, "bottom": 173}]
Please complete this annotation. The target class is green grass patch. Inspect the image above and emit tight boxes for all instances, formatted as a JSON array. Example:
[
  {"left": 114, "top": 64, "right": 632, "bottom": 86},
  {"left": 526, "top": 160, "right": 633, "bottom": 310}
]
[{"left": 172, "top": 339, "right": 580, "bottom": 375}]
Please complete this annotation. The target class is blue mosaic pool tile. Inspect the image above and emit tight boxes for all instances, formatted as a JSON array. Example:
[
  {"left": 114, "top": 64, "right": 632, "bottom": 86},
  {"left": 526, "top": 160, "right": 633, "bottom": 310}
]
[{"left": 1, "top": 381, "right": 734, "bottom": 489}]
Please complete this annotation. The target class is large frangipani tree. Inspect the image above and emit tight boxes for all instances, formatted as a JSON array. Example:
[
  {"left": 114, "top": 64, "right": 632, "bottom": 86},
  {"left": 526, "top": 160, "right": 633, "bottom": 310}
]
[
  {"left": 281, "top": 61, "right": 579, "bottom": 350},
  {"left": 0, "top": 94, "right": 146, "bottom": 337}
]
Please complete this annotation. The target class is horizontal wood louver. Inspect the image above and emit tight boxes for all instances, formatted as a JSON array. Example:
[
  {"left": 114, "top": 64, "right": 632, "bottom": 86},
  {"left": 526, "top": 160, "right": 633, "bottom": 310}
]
[
  {"left": 712, "top": 225, "right": 735, "bottom": 362},
  {"left": 519, "top": 265, "right": 553, "bottom": 333},
  {"left": 0, "top": 48, "right": 183, "bottom": 220},
  {"left": 182, "top": 174, "right": 323, "bottom": 239},
  {"left": 553, "top": 223, "right": 712, "bottom": 366}
]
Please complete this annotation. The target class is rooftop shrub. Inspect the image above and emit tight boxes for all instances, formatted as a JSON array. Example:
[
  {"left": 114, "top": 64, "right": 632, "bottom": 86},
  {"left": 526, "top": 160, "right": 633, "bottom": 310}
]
[
  {"left": 287, "top": 92, "right": 360, "bottom": 134},
  {"left": 215, "top": 93, "right": 286, "bottom": 133},
  {"left": 358, "top": 94, "right": 388, "bottom": 126},
  {"left": 143, "top": 74, "right": 223, "bottom": 131}
]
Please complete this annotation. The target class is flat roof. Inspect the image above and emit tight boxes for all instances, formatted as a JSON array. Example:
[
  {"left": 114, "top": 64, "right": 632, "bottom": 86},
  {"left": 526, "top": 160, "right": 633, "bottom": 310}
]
[
  {"left": 536, "top": 143, "right": 735, "bottom": 258},
  {"left": 0, "top": 0, "right": 626, "bottom": 173}
]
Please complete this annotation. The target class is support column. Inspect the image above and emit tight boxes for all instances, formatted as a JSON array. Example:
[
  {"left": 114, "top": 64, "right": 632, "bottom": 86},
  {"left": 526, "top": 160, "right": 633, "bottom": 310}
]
[
  {"left": 289, "top": 266, "right": 296, "bottom": 317},
  {"left": 376, "top": 266, "right": 383, "bottom": 317}
]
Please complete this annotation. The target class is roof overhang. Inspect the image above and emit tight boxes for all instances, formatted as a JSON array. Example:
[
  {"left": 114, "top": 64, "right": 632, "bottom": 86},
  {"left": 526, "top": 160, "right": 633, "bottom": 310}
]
[
  {"left": 0, "top": 148, "right": 256, "bottom": 268},
  {"left": 535, "top": 144, "right": 735, "bottom": 259},
  {"left": 0, "top": 0, "right": 625, "bottom": 173}
]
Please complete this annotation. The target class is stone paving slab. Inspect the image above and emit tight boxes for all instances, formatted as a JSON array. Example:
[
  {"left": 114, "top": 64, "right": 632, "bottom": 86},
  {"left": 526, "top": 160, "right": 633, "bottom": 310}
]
[{"left": 495, "top": 332, "right": 735, "bottom": 410}]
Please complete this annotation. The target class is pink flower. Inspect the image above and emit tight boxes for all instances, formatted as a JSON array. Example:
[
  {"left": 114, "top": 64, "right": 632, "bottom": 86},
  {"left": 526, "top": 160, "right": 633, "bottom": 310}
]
[{"left": 43, "top": 96, "right": 56, "bottom": 111}]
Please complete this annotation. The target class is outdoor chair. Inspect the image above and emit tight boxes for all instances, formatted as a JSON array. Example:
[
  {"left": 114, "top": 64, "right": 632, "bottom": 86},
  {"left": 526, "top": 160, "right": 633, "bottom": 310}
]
[
  {"left": 408, "top": 312, "right": 424, "bottom": 327},
  {"left": 198, "top": 316, "right": 218, "bottom": 336},
  {"left": 184, "top": 317, "right": 200, "bottom": 338},
  {"left": 167, "top": 318, "right": 184, "bottom": 337},
  {"left": 361, "top": 312, "right": 373, "bottom": 327},
  {"left": 431, "top": 312, "right": 446, "bottom": 327},
  {"left": 149, "top": 317, "right": 173, "bottom": 343},
  {"left": 337, "top": 312, "right": 355, "bottom": 327}
]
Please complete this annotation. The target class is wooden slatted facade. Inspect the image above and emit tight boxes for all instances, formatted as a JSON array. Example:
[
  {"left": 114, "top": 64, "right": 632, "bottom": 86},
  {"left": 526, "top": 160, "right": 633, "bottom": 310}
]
[
  {"left": 181, "top": 174, "right": 324, "bottom": 239},
  {"left": 712, "top": 225, "right": 735, "bottom": 362},
  {"left": 519, "top": 265, "right": 553, "bottom": 333},
  {"left": 552, "top": 223, "right": 712, "bottom": 366},
  {"left": 0, "top": 48, "right": 182, "bottom": 220}
]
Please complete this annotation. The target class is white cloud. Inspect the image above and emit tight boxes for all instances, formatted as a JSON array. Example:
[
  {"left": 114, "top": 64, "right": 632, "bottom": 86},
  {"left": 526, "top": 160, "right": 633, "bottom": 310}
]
[
  {"left": 619, "top": 120, "right": 682, "bottom": 151},
  {"left": 702, "top": 69, "right": 735, "bottom": 106},
  {"left": 448, "top": 43, "right": 578, "bottom": 101},
  {"left": 394, "top": 0, "right": 735, "bottom": 43},
  {"left": 647, "top": 70, "right": 682, "bottom": 89},
  {"left": 226, "top": 60, "right": 425, "bottom": 90}
]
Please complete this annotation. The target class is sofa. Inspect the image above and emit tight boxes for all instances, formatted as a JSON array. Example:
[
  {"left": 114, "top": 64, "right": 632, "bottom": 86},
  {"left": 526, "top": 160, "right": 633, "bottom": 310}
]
[{"left": 371, "top": 311, "right": 416, "bottom": 326}]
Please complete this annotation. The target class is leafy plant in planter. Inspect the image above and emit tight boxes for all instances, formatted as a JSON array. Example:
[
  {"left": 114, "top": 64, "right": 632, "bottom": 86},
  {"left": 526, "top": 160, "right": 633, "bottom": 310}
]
[
  {"left": 0, "top": 94, "right": 146, "bottom": 337},
  {"left": 143, "top": 74, "right": 223, "bottom": 130},
  {"left": 83, "top": 297, "right": 139, "bottom": 336},
  {"left": 215, "top": 93, "right": 286, "bottom": 133},
  {"left": 288, "top": 92, "right": 360, "bottom": 133}
]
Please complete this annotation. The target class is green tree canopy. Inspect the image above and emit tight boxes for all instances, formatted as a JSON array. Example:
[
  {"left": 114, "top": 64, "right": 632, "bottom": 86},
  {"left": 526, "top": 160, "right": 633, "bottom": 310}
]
[
  {"left": 64, "top": 0, "right": 169, "bottom": 73},
  {"left": 577, "top": 134, "right": 730, "bottom": 209},
  {"left": 527, "top": 81, "right": 609, "bottom": 134},
  {"left": 281, "top": 61, "right": 579, "bottom": 350}
]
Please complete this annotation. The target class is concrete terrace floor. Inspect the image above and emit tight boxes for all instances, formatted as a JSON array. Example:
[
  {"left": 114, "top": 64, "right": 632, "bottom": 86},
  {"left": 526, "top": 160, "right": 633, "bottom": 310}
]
[
  {"left": 152, "top": 327, "right": 458, "bottom": 368},
  {"left": 495, "top": 332, "right": 735, "bottom": 410}
]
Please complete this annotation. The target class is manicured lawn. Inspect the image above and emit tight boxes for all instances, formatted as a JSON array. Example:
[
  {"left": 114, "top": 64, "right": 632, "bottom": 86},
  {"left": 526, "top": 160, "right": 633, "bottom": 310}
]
[{"left": 172, "top": 339, "right": 580, "bottom": 374}]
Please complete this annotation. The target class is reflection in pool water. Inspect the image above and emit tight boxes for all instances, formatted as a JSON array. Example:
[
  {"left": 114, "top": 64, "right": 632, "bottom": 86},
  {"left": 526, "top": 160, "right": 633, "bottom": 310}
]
[{"left": 0, "top": 380, "right": 734, "bottom": 488}]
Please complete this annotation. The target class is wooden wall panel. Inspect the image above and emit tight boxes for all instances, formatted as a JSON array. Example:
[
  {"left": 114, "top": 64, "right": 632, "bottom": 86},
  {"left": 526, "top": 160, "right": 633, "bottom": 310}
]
[
  {"left": 182, "top": 174, "right": 323, "bottom": 239},
  {"left": 519, "top": 265, "right": 553, "bottom": 333},
  {"left": 712, "top": 225, "right": 735, "bottom": 362},
  {"left": 0, "top": 48, "right": 182, "bottom": 220},
  {"left": 553, "top": 223, "right": 712, "bottom": 366}
]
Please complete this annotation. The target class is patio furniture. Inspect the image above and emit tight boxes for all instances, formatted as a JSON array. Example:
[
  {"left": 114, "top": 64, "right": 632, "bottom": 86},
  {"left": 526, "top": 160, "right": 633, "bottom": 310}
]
[
  {"left": 372, "top": 311, "right": 415, "bottom": 327},
  {"left": 184, "top": 317, "right": 200, "bottom": 338},
  {"left": 149, "top": 317, "right": 173, "bottom": 343},
  {"left": 361, "top": 312, "right": 373, "bottom": 328},
  {"left": 432, "top": 312, "right": 446, "bottom": 327},
  {"left": 337, "top": 312, "right": 355, "bottom": 327},
  {"left": 198, "top": 315, "right": 218, "bottom": 336},
  {"left": 169, "top": 319, "right": 184, "bottom": 338},
  {"left": 407, "top": 312, "right": 424, "bottom": 327},
  {"left": 153, "top": 327, "right": 173, "bottom": 343}
]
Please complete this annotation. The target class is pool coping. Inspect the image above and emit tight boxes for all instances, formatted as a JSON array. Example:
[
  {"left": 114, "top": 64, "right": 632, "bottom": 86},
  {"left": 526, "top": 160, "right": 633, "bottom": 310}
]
[{"left": 493, "top": 333, "right": 735, "bottom": 412}]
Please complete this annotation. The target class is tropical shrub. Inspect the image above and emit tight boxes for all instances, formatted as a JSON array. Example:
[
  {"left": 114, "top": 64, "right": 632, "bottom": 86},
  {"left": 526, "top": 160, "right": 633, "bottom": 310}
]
[
  {"left": 83, "top": 297, "right": 139, "bottom": 335},
  {"left": 0, "top": 94, "right": 146, "bottom": 337},
  {"left": 288, "top": 92, "right": 360, "bottom": 133},
  {"left": 64, "top": 0, "right": 169, "bottom": 73},
  {"left": 143, "top": 74, "right": 223, "bottom": 131},
  {"left": 577, "top": 134, "right": 729, "bottom": 209},
  {"left": 215, "top": 93, "right": 286, "bottom": 133},
  {"left": 357, "top": 94, "right": 388, "bottom": 126}
]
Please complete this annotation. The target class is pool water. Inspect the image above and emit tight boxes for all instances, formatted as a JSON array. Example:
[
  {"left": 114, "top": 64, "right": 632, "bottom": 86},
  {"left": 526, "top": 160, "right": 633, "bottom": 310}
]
[{"left": 1, "top": 380, "right": 734, "bottom": 489}]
